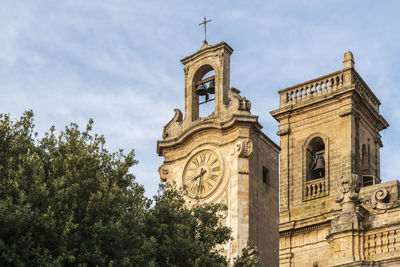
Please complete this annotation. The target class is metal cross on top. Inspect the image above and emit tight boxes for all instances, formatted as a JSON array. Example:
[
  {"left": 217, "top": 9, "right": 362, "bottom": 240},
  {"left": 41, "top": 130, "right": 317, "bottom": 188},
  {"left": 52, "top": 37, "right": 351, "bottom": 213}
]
[{"left": 199, "top": 16, "right": 212, "bottom": 43}]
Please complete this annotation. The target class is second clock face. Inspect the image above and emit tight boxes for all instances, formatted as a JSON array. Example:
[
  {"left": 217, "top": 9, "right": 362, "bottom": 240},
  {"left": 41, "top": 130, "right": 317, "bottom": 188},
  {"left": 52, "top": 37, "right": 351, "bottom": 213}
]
[{"left": 182, "top": 149, "right": 222, "bottom": 198}]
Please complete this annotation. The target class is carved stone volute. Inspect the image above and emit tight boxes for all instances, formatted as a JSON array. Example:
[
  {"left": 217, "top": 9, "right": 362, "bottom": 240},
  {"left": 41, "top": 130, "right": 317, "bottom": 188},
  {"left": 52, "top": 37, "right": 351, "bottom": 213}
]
[
  {"left": 232, "top": 138, "right": 253, "bottom": 158},
  {"left": 162, "top": 109, "right": 183, "bottom": 140}
]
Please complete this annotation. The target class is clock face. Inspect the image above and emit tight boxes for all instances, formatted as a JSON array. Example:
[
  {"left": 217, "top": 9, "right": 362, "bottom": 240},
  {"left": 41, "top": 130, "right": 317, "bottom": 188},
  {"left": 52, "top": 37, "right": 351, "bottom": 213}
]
[{"left": 182, "top": 150, "right": 222, "bottom": 198}]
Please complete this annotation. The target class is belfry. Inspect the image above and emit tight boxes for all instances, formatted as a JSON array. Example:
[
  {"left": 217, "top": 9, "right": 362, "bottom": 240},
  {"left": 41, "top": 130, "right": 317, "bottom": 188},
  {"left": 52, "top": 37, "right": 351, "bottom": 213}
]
[
  {"left": 157, "top": 41, "right": 279, "bottom": 265},
  {"left": 157, "top": 38, "right": 400, "bottom": 266},
  {"left": 272, "top": 52, "right": 400, "bottom": 266}
]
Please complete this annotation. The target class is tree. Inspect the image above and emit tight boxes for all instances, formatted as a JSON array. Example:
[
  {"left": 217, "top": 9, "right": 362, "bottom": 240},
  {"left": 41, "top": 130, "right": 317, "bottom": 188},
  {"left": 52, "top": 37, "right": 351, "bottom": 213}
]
[
  {"left": 137, "top": 185, "right": 231, "bottom": 267},
  {"left": 233, "top": 241, "right": 260, "bottom": 267},
  {"left": 0, "top": 111, "right": 235, "bottom": 266},
  {"left": 0, "top": 111, "right": 149, "bottom": 266}
]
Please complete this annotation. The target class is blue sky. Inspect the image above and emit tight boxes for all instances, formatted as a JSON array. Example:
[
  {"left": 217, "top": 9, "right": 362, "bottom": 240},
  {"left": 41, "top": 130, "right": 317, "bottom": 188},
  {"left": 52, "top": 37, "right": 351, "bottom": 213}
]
[{"left": 1, "top": 1, "right": 399, "bottom": 197}]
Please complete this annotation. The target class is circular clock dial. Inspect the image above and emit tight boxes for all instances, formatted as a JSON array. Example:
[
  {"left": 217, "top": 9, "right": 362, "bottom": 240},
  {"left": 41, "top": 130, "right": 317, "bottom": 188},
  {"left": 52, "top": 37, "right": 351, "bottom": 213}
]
[{"left": 182, "top": 150, "right": 222, "bottom": 198}]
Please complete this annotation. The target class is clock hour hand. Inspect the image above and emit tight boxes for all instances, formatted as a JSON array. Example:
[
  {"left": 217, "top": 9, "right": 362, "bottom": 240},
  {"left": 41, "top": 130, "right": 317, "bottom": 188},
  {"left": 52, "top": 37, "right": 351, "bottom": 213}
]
[
  {"left": 191, "top": 168, "right": 207, "bottom": 181},
  {"left": 197, "top": 168, "right": 207, "bottom": 193}
]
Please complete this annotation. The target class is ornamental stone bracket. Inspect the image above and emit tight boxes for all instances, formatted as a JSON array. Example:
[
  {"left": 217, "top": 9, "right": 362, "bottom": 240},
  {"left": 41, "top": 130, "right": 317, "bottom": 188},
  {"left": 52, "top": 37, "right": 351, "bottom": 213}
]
[
  {"left": 231, "top": 138, "right": 253, "bottom": 158},
  {"left": 158, "top": 165, "right": 169, "bottom": 182},
  {"left": 230, "top": 138, "right": 253, "bottom": 175},
  {"left": 276, "top": 127, "right": 290, "bottom": 136}
]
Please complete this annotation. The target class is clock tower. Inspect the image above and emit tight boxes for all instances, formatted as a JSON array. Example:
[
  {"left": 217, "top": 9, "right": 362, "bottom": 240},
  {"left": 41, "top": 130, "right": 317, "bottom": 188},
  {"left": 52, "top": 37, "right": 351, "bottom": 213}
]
[{"left": 157, "top": 41, "right": 280, "bottom": 265}]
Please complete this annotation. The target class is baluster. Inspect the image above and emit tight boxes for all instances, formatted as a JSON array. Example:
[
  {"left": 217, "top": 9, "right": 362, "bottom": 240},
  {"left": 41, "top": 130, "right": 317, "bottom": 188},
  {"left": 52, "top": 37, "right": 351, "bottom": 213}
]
[
  {"left": 383, "top": 231, "right": 388, "bottom": 253},
  {"left": 366, "top": 235, "right": 371, "bottom": 258},
  {"left": 373, "top": 234, "right": 377, "bottom": 255},
  {"left": 305, "top": 185, "right": 309, "bottom": 197},
  {"left": 389, "top": 230, "right": 394, "bottom": 252},
  {"left": 336, "top": 76, "right": 340, "bottom": 90},
  {"left": 379, "top": 232, "right": 383, "bottom": 254}
]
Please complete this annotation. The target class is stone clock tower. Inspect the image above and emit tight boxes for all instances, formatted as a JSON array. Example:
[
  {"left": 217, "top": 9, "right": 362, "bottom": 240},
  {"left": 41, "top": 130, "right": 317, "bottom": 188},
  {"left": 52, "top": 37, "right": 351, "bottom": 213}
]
[{"left": 157, "top": 41, "right": 280, "bottom": 265}]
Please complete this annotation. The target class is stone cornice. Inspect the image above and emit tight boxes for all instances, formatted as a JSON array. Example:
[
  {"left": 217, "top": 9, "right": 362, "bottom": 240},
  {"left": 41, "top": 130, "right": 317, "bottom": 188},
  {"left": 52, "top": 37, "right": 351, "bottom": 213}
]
[
  {"left": 157, "top": 114, "right": 279, "bottom": 155},
  {"left": 180, "top": 41, "right": 233, "bottom": 66}
]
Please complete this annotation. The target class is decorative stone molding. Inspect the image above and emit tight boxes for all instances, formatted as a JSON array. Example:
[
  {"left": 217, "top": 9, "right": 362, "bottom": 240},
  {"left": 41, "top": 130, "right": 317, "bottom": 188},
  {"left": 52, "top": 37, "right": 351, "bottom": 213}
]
[
  {"left": 371, "top": 187, "right": 390, "bottom": 209},
  {"left": 162, "top": 109, "right": 183, "bottom": 140},
  {"left": 329, "top": 174, "right": 363, "bottom": 235},
  {"left": 239, "top": 97, "right": 251, "bottom": 111},
  {"left": 158, "top": 165, "right": 169, "bottom": 182},
  {"left": 231, "top": 138, "right": 253, "bottom": 158},
  {"left": 361, "top": 187, "right": 396, "bottom": 210},
  {"left": 336, "top": 174, "right": 361, "bottom": 209},
  {"left": 276, "top": 127, "right": 290, "bottom": 136},
  {"left": 229, "top": 87, "right": 251, "bottom": 112}
]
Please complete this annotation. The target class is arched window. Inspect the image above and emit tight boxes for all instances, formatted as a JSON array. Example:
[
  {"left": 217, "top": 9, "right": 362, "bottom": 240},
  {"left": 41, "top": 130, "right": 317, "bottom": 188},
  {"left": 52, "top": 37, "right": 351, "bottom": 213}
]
[
  {"left": 306, "top": 137, "right": 325, "bottom": 180},
  {"left": 362, "top": 144, "right": 368, "bottom": 172}
]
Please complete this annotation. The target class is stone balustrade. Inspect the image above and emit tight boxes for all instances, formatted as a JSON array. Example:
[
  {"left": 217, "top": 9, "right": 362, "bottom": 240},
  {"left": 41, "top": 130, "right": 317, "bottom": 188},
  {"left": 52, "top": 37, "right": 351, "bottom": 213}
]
[
  {"left": 278, "top": 68, "right": 380, "bottom": 114},
  {"left": 304, "top": 178, "right": 327, "bottom": 200},
  {"left": 365, "top": 229, "right": 400, "bottom": 259}
]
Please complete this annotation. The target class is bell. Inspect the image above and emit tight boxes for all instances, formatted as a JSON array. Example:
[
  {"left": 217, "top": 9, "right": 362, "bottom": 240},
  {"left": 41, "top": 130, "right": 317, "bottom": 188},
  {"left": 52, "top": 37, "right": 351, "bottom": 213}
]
[
  {"left": 195, "top": 84, "right": 207, "bottom": 96},
  {"left": 207, "top": 80, "right": 215, "bottom": 94},
  {"left": 313, "top": 156, "right": 325, "bottom": 172}
]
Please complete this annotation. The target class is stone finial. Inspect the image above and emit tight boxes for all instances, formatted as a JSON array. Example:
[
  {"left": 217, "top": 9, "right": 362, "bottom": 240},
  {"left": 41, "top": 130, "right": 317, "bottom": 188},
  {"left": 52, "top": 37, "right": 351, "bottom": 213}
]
[
  {"left": 336, "top": 174, "right": 361, "bottom": 213},
  {"left": 329, "top": 174, "right": 363, "bottom": 235},
  {"left": 343, "top": 51, "right": 355, "bottom": 69}
]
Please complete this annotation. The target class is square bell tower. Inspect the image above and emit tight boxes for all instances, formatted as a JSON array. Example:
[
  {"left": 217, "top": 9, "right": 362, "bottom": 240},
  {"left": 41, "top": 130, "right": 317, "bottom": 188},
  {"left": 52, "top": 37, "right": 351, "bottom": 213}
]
[
  {"left": 271, "top": 52, "right": 389, "bottom": 266},
  {"left": 157, "top": 41, "right": 280, "bottom": 265}
]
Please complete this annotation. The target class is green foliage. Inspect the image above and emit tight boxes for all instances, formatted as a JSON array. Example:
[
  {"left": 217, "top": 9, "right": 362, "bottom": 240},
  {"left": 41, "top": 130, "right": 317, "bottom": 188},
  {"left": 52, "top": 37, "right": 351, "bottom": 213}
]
[
  {"left": 233, "top": 241, "right": 260, "bottom": 267},
  {"left": 137, "top": 184, "right": 231, "bottom": 267},
  {"left": 0, "top": 111, "right": 146, "bottom": 266},
  {"left": 0, "top": 111, "right": 233, "bottom": 266}
]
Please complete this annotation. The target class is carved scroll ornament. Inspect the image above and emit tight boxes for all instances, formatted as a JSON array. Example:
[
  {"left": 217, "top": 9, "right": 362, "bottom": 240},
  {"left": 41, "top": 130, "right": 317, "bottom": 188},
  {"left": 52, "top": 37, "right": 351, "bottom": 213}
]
[
  {"left": 371, "top": 187, "right": 394, "bottom": 210},
  {"left": 231, "top": 138, "right": 253, "bottom": 158}
]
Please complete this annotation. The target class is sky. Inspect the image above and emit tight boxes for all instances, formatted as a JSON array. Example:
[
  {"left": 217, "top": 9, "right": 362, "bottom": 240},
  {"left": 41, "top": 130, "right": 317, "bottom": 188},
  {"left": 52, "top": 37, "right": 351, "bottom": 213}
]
[{"left": 1, "top": 0, "right": 399, "bottom": 197}]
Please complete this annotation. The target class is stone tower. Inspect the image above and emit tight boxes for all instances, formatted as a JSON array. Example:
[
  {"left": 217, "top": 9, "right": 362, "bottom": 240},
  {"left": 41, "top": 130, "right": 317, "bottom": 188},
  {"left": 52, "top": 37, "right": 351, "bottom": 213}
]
[
  {"left": 157, "top": 41, "right": 280, "bottom": 265},
  {"left": 271, "top": 52, "right": 400, "bottom": 266}
]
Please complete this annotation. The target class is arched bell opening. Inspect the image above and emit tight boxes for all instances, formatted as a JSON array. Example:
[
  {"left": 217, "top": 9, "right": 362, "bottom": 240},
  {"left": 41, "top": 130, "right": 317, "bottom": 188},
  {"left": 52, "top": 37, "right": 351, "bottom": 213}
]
[
  {"left": 192, "top": 64, "right": 216, "bottom": 118},
  {"left": 361, "top": 144, "right": 369, "bottom": 173},
  {"left": 306, "top": 137, "right": 325, "bottom": 181}
]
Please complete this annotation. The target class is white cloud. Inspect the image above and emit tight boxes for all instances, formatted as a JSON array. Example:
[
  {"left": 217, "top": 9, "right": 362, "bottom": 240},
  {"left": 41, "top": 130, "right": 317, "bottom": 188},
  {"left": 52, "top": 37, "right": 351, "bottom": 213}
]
[{"left": 0, "top": 0, "right": 399, "bottom": 196}]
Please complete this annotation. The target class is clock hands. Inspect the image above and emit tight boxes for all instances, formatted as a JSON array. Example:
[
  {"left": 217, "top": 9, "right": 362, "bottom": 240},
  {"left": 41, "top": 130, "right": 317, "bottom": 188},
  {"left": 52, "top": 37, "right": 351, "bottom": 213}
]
[
  {"left": 191, "top": 168, "right": 207, "bottom": 182},
  {"left": 194, "top": 168, "right": 206, "bottom": 193}
]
